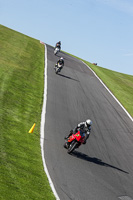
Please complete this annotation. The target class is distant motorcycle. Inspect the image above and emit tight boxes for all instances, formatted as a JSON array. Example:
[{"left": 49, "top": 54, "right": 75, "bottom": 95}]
[
  {"left": 54, "top": 63, "right": 63, "bottom": 74},
  {"left": 54, "top": 47, "right": 60, "bottom": 55},
  {"left": 64, "top": 131, "right": 85, "bottom": 154}
]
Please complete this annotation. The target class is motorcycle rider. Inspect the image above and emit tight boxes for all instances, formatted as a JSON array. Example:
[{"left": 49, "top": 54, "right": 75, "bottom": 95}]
[
  {"left": 55, "top": 41, "right": 61, "bottom": 51},
  {"left": 54, "top": 57, "right": 64, "bottom": 70},
  {"left": 65, "top": 119, "right": 92, "bottom": 144}
]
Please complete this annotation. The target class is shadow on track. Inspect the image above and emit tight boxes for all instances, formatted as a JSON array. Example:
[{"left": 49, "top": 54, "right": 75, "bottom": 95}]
[
  {"left": 58, "top": 73, "right": 79, "bottom": 82},
  {"left": 54, "top": 55, "right": 61, "bottom": 58},
  {"left": 72, "top": 151, "right": 129, "bottom": 174}
]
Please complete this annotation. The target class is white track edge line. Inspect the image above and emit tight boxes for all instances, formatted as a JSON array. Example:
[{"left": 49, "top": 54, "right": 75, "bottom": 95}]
[
  {"left": 82, "top": 61, "right": 133, "bottom": 122},
  {"left": 40, "top": 44, "right": 60, "bottom": 200}
]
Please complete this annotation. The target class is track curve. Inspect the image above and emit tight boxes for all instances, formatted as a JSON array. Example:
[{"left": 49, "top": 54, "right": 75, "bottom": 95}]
[{"left": 44, "top": 44, "right": 133, "bottom": 200}]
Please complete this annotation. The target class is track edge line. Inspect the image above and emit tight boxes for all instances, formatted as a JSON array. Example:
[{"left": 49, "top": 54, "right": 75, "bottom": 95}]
[
  {"left": 82, "top": 61, "right": 133, "bottom": 122},
  {"left": 40, "top": 44, "right": 60, "bottom": 200}
]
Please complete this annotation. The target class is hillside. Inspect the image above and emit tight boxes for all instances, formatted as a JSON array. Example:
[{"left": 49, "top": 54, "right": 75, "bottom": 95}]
[
  {"left": 65, "top": 52, "right": 133, "bottom": 118},
  {"left": 0, "top": 24, "right": 133, "bottom": 200},
  {"left": 84, "top": 61, "right": 133, "bottom": 118},
  {"left": 0, "top": 24, "right": 55, "bottom": 200}
]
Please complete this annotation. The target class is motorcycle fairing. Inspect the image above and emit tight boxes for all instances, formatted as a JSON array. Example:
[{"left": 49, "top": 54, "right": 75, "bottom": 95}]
[{"left": 68, "top": 131, "right": 85, "bottom": 143}]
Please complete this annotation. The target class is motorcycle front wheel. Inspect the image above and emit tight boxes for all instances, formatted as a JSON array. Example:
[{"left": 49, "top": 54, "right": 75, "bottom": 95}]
[
  {"left": 67, "top": 140, "right": 78, "bottom": 154},
  {"left": 64, "top": 142, "right": 69, "bottom": 149},
  {"left": 55, "top": 68, "right": 59, "bottom": 74}
]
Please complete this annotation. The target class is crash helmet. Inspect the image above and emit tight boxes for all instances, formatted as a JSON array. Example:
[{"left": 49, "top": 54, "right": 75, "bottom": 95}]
[
  {"left": 85, "top": 119, "right": 92, "bottom": 127},
  {"left": 60, "top": 57, "right": 64, "bottom": 61}
]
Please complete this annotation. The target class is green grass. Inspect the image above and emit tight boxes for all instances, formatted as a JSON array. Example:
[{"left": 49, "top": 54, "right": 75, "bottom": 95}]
[
  {"left": 64, "top": 52, "right": 133, "bottom": 118},
  {"left": 1, "top": 24, "right": 133, "bottom": 200},
  {"left": 0, "top": 25, "right": 55, "bottom": 200},
  {"left": 83, "top": 61, "right": 133, "bottom": 117}
]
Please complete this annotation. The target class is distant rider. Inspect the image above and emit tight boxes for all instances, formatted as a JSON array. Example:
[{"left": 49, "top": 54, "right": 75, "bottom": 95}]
[
  {"left": 55, "top": 41, "right": 61, "bottom": 51},
  {"left": 65, "top": 119, "right": 92, "bottom": 144},
  {"left": 55, "top": 57, "right": 64, "bottom": 69}
]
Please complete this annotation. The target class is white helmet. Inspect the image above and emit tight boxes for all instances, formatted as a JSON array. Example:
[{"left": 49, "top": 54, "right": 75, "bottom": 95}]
[
  {"left": 86, "top": 119, "right": 92, "bottom": 127},
  {"left": 60, "top": 57, "right": 64, "bottom": 60}
]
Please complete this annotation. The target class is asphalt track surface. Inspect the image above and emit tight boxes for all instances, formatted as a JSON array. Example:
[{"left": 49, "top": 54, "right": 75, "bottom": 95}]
[{"left": 44, "top": 44, "right": 133, "bottom": 200}]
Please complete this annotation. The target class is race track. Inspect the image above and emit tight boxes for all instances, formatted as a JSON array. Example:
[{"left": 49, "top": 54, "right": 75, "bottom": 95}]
[{"left": 44, "top": 44, "right": 133, "bottom": 200}]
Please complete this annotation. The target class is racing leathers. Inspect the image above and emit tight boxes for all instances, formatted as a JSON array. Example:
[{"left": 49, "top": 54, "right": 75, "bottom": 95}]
[
  {"left": 55, "top": 41, "right": 61, "bottom": 50},
  {"left": 55, "top": 58, "right": 64, "bottom": 69},
  {"left": 66, "top": 122, "right": 91, "bottom": 144}
]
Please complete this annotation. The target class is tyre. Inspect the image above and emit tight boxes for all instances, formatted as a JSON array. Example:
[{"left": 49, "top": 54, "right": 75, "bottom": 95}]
[
  {"left": 55, "top": 68, "right": 59, "bottom": 74},
  {"left": 67, "top": 140, "right": 78, "bottom": 154},
  {"left": 64, "top": 142, "right": 69, "bottom": 149}
]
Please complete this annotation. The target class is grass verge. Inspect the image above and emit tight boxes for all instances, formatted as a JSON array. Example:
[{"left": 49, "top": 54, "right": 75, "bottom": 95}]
[
  {"left": 65, "top": 52, "right": 133, "bottom": 118},
  {"left": 0, "top": 25, "right": 55, "bottom": 200},
  {"left": 1, "top": 24, "right": 132, "bottom": 200},
  {"left": 84, "top": 61, "right": 133, "bottom": 118}
]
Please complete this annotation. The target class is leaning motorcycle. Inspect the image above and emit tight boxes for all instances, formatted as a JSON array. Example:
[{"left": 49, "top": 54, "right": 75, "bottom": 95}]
[
  {"left": 64, "top": 131, "right": 85, "bottom": 154},
  {"left": 54, "top": 47, "right": 60, "bottom": 55},
  {"left": 54, "top": 63, "right": 63, "bottom": 74}
]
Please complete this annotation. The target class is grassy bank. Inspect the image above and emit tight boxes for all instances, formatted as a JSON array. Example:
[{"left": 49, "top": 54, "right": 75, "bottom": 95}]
[
  {"left": 65, "top": 52, "right": 133, "bottom": 118},
  {"left": 1, "top": 24, "right": 132, "bottom": 200},
  {"left": 0, "top": 25, "right": 55, "bottom": 200},
  {"left": 84, "top": 61, "right": 133, "bottom": 118}
]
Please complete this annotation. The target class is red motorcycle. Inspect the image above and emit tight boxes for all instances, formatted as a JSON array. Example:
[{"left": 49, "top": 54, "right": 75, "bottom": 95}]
[{"left": 64, "top": 131, "right": 85, "bottom": 154}]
